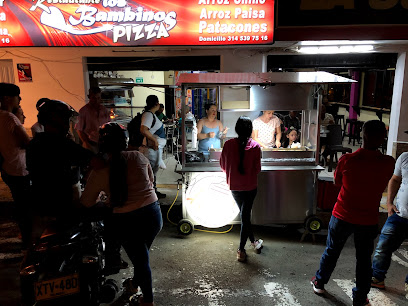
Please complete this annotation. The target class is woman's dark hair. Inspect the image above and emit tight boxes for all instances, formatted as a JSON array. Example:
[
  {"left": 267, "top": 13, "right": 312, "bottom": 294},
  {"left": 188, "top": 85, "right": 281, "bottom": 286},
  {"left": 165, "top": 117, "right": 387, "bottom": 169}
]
[
  {"left": 145, "top": 95, "right": 159, "bottom": 111},
  {"left": 204, "top": 103, "right": 216, "bottom": 111},
  {"left": 99, "top": 123, "right": 129, "bottom": 207},
  {"left": 283, "top": 126, "right": 298, "bottom": 148},
  {"left": 235, "top": 116, "right": 253, "bottom": 175}
]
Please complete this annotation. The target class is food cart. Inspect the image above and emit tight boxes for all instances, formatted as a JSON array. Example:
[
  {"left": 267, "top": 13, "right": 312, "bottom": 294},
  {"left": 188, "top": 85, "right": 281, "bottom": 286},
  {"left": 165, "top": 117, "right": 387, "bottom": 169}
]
[{"left": 175, "top": 72, "right": 355, "bottom": 235}]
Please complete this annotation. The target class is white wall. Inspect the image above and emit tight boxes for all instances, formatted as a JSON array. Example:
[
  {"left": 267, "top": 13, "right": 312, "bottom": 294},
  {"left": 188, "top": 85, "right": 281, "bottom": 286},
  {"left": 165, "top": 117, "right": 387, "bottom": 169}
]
[{"left": 0, "top": 47, "right": 255, "bottom": 128}]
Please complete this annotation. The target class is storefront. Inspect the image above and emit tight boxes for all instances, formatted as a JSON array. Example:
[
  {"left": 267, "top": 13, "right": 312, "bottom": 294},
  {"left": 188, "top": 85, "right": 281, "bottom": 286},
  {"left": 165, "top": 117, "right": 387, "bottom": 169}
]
[{"left": 1, "top": 0, "right": 408, "bottom": 153}]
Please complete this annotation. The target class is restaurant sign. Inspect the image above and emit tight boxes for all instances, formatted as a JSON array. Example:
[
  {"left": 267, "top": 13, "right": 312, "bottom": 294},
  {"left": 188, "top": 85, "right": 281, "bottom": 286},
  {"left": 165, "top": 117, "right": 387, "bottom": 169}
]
[
  {"left": 0, "top": 0, "right": 275, "bottom": 47},
  {"left": 278, "top": 0, "right": 408, "bottom": 27}
]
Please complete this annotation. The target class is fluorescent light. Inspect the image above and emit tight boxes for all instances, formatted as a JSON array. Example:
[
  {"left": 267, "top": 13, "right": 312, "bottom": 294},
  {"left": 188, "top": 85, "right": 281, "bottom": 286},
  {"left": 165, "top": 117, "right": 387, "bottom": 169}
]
[
  {"left": 297, "top": 45, "right": 374, "bottom": 54},
  {"left": 300, "top": 40, "right": 376, "bottom": 46}
]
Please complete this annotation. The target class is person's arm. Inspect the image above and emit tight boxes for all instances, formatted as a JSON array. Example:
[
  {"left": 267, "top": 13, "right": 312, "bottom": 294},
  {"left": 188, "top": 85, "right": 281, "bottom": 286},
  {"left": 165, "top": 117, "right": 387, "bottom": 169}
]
[
  {"left": 386, "top": 175, "right": 402, "bottom": 216},
  {"left": 252, "top": 129, "right": 267, "bottom": 148},
  {"left": 80, "top": 168, "right": 109, "bottom": 208},
  {"left": 140, "top": 113, "right": 159, "bottom": 150},
  {"left": 75, "top": 111, "right": 94, "bottom": 149},
  {"left": 14, "top": 124, "right": 30, "bottom": 148},
  {"left": 140, "top": 125, "right": 158, "bottom": 150},
  {"left": 218, "top": 121, "right": 228, "bottom": 139},
  {"left": 76, "top": 129, "right": 93, "bottom": 150},
  {"left": 333, "top": 155, "right": 346, "bottom": 186},
  {"left": 275, "top": 125, "right": 282, "bottom": 148},
  {"left": 197, "top": 119, "right": 215, "bottom": 140},
  {"left": 255, "top": 146, "right": 262, "bottom": 174},
  {"left": 147, "top": 159, "right": 154, "bottom": 183}
]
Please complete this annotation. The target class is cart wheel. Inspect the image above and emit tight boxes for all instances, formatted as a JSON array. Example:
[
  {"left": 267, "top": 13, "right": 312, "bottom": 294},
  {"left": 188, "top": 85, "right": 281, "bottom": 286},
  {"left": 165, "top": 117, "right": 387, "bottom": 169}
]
[
  {"left": 305, "top": 216, "right": 322, "bottom": 233},
  {"left": 178, "top": 219, "right": 194, "bottom": 235}
]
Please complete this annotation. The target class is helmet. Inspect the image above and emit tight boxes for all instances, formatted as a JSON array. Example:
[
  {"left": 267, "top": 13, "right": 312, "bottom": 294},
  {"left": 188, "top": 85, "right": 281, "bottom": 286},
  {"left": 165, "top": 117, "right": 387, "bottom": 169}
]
[
  {"left": 37, "top": 99, "right": 78, "bottom": 126},
  {"left": 99, "top": 122, "right": 128, "bottom": 153}
]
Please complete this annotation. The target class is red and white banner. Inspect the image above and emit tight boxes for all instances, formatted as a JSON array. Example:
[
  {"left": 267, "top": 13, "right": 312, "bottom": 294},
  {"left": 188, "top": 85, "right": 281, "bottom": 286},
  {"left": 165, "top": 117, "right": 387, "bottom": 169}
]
[{"left": 0, "top": 0, "right": 275, "bottom": 47}]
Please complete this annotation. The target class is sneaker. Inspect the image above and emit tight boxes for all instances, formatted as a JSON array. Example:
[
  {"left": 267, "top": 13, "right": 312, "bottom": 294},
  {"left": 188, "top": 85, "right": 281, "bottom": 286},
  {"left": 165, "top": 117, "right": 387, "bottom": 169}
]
[
  {"left": 352, "top": 298, "right": 371, "bottom": 306},
  {"left": 237, "top": 249, "right": 247, "bottom": 262},
  {"left": 371, "top": 277, "right": 385, "bottom": 289},
  {"left": 156, "top": 191, "right": 166, "bottom": 199},
  {"left": 159, "top": 160, "right": 167, "bottom": 169},
  {"left": 250, "top": 239, "right": 263, "bottom": 254},
  {"left": 310, "top": 276, "right": 326, "bottom": 295},
  {"left": 129, "top": 294, "right": 154, "bottom": 306},
  {"left": 405, "top": 283, "right": 408, "bottom": 300}
]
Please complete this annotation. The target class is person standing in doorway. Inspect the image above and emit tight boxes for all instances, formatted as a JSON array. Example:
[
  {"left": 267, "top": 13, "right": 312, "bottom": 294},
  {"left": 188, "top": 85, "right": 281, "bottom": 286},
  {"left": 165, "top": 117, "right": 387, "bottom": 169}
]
[
  {"left": 140, "top": 95, "right": 167, "bottom": 199},
  {"left": 75, "top": 87, "right": 110, "bottom": 153},
  {"left": 371, "top": 151, "right": 408, "bottom": 296},
  {"left": 0, "top": 83, "right": 31, "bottom": 250},
  {"left": 220, "top": 116, "right": 263, "bottom": 262},
  {"left": 311, "top": 120, "right": 395, "bottom": 306}
]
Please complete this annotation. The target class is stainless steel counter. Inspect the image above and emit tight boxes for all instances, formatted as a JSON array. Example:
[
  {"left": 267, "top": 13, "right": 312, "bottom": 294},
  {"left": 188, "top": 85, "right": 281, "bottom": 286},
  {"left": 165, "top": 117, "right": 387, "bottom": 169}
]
[{"left": 178, "top": 165, "right": 324, "bottom": 173}]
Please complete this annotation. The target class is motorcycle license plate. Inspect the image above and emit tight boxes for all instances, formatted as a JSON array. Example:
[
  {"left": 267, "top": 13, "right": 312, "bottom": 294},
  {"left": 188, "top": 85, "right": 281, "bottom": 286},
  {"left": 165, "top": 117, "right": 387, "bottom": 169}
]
[{"left": 35, "top": 273, "right": 80, "bottom": 301}]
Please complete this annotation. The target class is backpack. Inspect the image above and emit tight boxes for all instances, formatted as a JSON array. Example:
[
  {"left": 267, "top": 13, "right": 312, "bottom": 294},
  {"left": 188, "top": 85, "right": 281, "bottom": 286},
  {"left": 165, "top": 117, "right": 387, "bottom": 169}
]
[{"left": 127, "top": 111, "right": 156, "bottom": 147}]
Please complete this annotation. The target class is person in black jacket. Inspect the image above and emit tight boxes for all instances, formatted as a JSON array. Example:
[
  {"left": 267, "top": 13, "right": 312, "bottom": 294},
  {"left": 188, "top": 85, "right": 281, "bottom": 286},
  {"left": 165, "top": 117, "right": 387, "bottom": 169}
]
[{"left": 26, "top": 100, "right": 94, "bottom": 244}]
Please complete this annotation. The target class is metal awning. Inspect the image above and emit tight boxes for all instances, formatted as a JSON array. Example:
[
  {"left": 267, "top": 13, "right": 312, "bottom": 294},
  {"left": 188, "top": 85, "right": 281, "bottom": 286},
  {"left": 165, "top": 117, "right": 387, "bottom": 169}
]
[{"left": 176, "top": 72, "right": 356, "bottom": 86}]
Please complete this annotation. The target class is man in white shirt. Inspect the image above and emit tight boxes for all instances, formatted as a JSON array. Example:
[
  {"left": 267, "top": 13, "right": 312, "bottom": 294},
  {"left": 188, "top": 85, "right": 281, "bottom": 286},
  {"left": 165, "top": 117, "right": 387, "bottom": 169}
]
[
  {"left": 140, "top": 95, "right": 167, "bottom": 199},
  {"left": 371, "top": 152, "right": 408, "bottom": 294},
  {"left": 0, "top": 83, "right": 31, "bottom": 249}
]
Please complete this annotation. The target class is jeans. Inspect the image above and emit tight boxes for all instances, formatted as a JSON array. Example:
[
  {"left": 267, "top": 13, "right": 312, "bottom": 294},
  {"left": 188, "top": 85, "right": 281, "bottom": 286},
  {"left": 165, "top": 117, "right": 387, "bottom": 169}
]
[
  {"left": 111, "top": 201, "right": 163, "bottom": 303},
  {"left": 315, "top": 215, "right": 378, "bottom": 303},
  {"left": 372, "top": 213, "right": 408, "bottom": 284},
  {"left": 1, "top": 171, "right": 31, "bottom": 249},
  {"left": 231, "top": 189, "right": 257, "bottom": 251}
]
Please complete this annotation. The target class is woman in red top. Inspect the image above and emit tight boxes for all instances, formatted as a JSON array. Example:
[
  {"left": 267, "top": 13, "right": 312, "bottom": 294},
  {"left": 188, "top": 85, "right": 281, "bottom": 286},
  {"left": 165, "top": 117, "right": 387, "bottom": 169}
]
[{"left": 220, "top": 116, "right": 263, "bottom": 262}]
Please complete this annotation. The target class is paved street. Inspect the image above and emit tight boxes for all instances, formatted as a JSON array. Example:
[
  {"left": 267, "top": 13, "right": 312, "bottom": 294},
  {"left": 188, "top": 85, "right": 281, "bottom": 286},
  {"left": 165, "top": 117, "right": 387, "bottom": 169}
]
[{"left": 1, "top": 200, "right": 407, "bottom": 306}]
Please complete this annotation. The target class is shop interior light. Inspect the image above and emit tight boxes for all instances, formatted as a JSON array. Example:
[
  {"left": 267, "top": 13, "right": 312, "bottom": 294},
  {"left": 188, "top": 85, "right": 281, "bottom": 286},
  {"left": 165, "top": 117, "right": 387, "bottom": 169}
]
[
  {"left": 184, "top": 173, "right": 240, "bottom": 228},
  {"left": 300, "top": 40, "right": 376, "bottom": 46},
  {"left": 297, "top": 45, "right": 374, "bottom": 54}
]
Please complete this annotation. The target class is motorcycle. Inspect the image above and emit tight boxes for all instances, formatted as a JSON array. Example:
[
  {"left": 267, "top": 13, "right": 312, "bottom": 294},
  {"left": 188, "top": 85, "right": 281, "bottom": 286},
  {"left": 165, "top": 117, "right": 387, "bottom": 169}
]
[{"left": 20, "top": 210, "right": 119, "bottom": 306}]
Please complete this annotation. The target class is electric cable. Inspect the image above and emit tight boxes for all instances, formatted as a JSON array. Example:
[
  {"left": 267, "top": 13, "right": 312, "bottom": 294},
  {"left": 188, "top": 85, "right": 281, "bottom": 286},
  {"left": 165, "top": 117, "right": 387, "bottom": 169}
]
[
  {"left": 166, "top": 182, "right": 179, "bottom": 226},
  {"left": 194, "top": 224, "right": 234, "bottom": 234}
]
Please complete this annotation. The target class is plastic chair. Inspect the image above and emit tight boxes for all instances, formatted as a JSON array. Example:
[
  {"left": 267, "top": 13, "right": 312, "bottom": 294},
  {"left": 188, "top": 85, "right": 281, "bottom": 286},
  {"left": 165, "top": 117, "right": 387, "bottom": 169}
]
[
  {"left": 343, "top": 119, "right": 364, "bottom": 146},
  {"left": 325, "top": 124, "right": 352, "bottom": 172},
  {"left": 334, "top": 114, "right": 345, "bottom": 134},
  {"left": 348, "top": 120, "right": 364, "bottom": 146}
]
